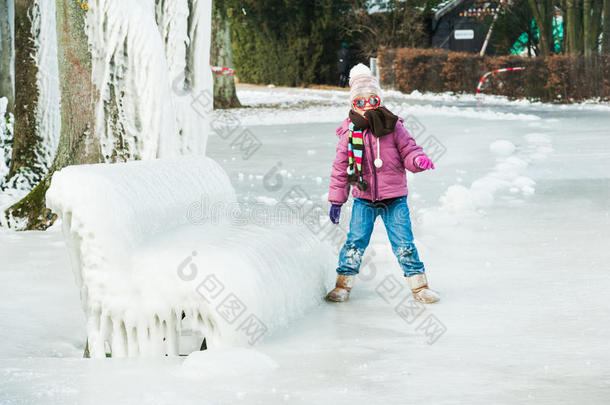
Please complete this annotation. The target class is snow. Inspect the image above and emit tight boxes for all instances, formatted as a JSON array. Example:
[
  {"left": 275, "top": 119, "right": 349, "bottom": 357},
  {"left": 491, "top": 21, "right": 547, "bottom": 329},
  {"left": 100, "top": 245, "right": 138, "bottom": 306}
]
[
  {"left": 0, "top": 96, "right": 12, "bottom": 182},
  {"left": 0, "top": 96, "right": 24, "bottom": 219},
  {"left": 1, "top": 85, "right": 610, "bottom": 403},
  {"left": 31, "top": 0, "right": 61, "bottom": 178},
  {"left": 181, "top": 348, "right": 279, "bottom": 379},
  {"left": 45, "top": 155, "right": 334, "bottom": 358},
  {"left": 216, "top": 84, "right": 609, "bottom": 128},
  {"left": 489, "top": 139, "right": 516, "bottom": 156}
]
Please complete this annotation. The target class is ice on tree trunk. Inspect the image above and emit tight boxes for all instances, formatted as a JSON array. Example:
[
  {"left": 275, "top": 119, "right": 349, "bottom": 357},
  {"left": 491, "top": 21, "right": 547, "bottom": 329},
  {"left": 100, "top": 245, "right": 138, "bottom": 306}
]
[
  {"left": 46, "top": 156, "right": 335, "bottom": 358},
  {"left": 4, "top": 0, "right": 214, "bottom": 229},
  {"left": 87, "top": 0, "right": 212, "bottom": 160},
  {"left": 0, "top": 97, "right": 13, "bottom": 182},
  {"left": 4, "top": 0, "right": 60, "bottom": 192},
  {"left": 0, "top": 0, "right": 14, "bottom": 114}
]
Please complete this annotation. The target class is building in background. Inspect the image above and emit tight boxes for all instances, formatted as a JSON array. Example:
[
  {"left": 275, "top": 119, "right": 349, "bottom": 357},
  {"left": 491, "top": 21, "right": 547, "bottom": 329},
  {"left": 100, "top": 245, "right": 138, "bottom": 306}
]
[{"left": 432, "top": 0, "right": 502, "bottom": 53}]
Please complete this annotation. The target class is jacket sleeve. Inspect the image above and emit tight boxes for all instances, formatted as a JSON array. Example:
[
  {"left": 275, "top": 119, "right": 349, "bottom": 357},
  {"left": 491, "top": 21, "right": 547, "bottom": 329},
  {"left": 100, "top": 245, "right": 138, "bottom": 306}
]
[
  {"left": 328, "top": 130, "right": 351, "bottom": 205},
  {"left": 394, "top": 120, "right": 426, "bottom": 173}
]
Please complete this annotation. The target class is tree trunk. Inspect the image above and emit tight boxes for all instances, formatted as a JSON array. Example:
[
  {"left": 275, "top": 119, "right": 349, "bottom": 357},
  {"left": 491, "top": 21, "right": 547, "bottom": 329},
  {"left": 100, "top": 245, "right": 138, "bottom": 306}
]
[
  {"left": 603, "top": 0, "right": 610, "bottom": 53},
  {"left": 583, "top": 0, "right": 603, "bottom": 73},
  {"left": 589, "top": 0, "right": 604, "bottom": 52},
  {"left": 4, "top": 0, "right": 101, "bottom": 230},
  {"left": 566, "top": 0, "right": 583, "bottom": 54},
  {"left": 51, "top": 0, "right": 100, "bottom": 170},
  {"left": 211, "top": 0, "right": 241, "bottom": 109},
  {"left": 7, "top": 0, "right": 43, "bottom": 186},
  {"left": 584, "top": 0, "right": 593, "bottom": 57},
  {"left": 528, "top": 0, "right": 555, "bottom": 55},
  {"left": 0, "top": 0, "right": 14, "bottom": 114}
]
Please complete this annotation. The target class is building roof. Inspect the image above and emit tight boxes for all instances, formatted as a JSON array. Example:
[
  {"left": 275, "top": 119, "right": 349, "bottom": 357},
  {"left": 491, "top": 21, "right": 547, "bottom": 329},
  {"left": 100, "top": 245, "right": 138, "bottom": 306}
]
[{"left": 433, "top": 0, "right": 467, "bottom": 21}]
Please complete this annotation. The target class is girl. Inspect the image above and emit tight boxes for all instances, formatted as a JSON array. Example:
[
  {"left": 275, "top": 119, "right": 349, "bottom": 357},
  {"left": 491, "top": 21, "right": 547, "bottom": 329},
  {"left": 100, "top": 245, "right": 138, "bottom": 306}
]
[{"left": 326, "top": 64, "right": 440, "bottom": 304}]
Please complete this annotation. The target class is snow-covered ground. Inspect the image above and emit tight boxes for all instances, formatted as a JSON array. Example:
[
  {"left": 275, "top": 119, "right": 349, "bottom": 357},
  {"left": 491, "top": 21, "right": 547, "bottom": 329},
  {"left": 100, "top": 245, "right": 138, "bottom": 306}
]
[{"left": 1, "top": 85, "right": 609, "bottom": 404}]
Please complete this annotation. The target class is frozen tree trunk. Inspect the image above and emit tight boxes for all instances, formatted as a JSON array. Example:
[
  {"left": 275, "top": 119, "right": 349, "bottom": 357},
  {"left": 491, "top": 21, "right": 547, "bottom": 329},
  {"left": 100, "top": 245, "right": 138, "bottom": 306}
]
[
  {"left": 155, "top": 0, "right": 214, "bottom": 155},
  {"left": 7, "top": 0, "right": 42, "bottom": 184},
  {"left": 210, "top": 0, "right": 240, "bottom": 109},
  {"left": 0, "top": 0, "right": 14, "bottom": 113},
  {"left": 4, "top": 1, "right": 61, "bottom": 191},
  {"left": 5, "top": 0, "right": 102, "bottom": 230}
]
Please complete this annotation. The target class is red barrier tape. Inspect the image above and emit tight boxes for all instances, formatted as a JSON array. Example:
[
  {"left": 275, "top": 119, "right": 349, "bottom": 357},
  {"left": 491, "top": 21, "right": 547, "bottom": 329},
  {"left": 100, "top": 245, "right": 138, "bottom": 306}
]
[
  {"left": 210, "top": 66, "right": 235, "bottom": 76},
  {"left": 476, "top": 67, "right": 525, "bottom": 95}
]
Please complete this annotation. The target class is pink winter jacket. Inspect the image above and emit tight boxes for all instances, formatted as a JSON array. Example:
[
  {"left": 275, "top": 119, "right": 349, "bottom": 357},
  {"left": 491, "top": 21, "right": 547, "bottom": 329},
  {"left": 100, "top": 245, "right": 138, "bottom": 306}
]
[{"left": 328, "top": 116, "right": 426, "bottom": 205}]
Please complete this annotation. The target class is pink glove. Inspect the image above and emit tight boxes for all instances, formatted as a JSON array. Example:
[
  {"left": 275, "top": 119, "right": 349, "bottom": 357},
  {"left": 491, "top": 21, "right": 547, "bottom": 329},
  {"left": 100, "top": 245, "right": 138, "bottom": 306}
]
[{"left": 415, "top": 155, "right": 435, "bottom": 170}]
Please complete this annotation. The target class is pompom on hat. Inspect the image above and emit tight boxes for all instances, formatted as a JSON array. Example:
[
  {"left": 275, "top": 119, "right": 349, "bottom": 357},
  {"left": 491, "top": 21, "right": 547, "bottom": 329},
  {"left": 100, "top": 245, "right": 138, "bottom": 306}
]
[{"left": 349, "top": 63, "right": 382, "bottom": 103}]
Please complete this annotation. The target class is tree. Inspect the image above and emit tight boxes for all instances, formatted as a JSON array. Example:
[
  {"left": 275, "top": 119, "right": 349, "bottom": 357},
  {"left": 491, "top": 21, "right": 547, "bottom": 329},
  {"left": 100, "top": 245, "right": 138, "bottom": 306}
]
[
  {"left": 493, "top": 0, "right": 537, "bottom": 55},
  {"left": 0, "top": 0, "right": 14, "bottom": 114},
  {"left": 6, "top": 0, "right": 47, "bottom": 190},
  {"left": 342, "top": 0, "right": 429, "bottom": 61},
  {"left": 5, "top": 0, "right": 102, "bottom": 229},
  {"left": 602, "top": 0, "right": 610, "bottom": 54},
  {"left": 564, "top": 0, "right": 604, "bottom": 55},
  {"left": 583, "top": 0, "right": 603, "bottom": 57},
  {"left": 565, "top": 0, "right": 583, "bottom": 54},
  {"left": 229, "top": 0, "right": 353, "bottom": 86},
  {"left": 211, "top": 0, "right": 241, "bottom": 109},
  {"left": 527, "top": 0, "right": 555, "bottom": 55}
]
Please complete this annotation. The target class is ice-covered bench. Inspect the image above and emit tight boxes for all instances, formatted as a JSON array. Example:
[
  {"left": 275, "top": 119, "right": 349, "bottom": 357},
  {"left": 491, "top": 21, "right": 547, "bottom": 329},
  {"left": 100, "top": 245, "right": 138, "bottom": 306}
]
[{"left": 46, "top": 156, "right": 334, "bottom": 358}]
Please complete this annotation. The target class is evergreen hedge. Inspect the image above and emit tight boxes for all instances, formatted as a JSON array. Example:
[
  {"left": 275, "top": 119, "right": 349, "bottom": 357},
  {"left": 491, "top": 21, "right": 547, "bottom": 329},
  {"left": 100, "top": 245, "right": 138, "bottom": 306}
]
[{"left": 229, "top": 0, "right": 352, "bottom": 86}]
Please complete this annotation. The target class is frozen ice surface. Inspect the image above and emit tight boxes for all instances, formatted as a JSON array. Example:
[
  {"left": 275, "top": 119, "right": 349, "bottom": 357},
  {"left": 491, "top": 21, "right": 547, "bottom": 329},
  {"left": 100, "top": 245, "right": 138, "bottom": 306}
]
[{"left": 1, "top": 86, "right": 609, "bottom": 404}]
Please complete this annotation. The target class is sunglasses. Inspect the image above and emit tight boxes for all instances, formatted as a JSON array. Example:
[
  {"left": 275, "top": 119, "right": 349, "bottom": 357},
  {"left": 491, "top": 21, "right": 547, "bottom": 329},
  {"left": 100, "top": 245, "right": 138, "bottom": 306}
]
[{"left": 352, "top": 95, "right": 381, "bottom": 109}]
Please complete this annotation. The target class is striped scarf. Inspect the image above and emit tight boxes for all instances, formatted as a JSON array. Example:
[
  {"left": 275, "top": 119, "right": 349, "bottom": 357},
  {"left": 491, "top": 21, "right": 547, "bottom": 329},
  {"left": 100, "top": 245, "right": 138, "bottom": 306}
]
[{"left": 346, "top": 118, "right": 369, "bottom": 191}]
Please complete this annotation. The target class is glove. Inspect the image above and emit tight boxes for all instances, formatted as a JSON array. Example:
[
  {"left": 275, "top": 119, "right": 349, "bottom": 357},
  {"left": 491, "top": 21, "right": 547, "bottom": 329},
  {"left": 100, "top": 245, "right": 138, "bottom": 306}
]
[
  {"left": 415, "top": 155, "right": 435, "bottom": 170},
  {"left": 329, "top": 204, "right": 341, "bottom": 224}
]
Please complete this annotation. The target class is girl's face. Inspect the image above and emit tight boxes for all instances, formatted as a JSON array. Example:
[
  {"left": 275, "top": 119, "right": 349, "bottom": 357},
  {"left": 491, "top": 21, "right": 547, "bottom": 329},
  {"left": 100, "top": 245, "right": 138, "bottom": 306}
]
[{"left": 352, "top": 93, "right": 381, "bottom": 116}]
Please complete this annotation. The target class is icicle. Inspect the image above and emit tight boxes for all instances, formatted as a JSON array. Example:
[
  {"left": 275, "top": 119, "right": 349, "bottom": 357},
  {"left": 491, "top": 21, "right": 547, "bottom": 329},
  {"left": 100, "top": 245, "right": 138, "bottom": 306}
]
[{"left": 110, "top": 318, "right": 128, "bottom": 358}]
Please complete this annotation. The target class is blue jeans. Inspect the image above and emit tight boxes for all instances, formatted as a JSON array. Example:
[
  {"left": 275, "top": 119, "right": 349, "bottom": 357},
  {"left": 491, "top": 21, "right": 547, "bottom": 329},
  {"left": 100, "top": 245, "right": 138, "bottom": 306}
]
[{"left": 336, "top": 196, "right": 425, "bottom": 277}]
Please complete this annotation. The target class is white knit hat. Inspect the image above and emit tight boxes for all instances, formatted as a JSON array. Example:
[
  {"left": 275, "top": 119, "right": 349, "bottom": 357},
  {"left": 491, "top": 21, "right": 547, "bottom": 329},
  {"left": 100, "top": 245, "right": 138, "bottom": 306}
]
[{"left": 349, "top": 63, "right": 382, "bottom": 102}]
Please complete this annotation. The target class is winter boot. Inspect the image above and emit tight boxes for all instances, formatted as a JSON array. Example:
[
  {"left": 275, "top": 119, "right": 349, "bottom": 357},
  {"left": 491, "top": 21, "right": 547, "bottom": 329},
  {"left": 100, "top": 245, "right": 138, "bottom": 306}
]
[
  {"left": 406, "top": 273, "right": 440, "bottom": 304},
  {"left": 325, "top": 274, "right": 355, "bottom": 302}
]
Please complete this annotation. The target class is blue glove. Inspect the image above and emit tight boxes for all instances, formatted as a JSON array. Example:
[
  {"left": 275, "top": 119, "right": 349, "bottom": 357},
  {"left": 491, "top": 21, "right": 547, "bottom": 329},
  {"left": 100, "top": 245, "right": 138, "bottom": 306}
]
[{"left": 329, "top": 204, "right": 341, "bottom": 224}]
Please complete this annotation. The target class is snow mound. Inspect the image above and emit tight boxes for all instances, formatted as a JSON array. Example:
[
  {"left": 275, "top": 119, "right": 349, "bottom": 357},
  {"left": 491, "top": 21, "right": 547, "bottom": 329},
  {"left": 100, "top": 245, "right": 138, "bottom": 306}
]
[
  {"left": 46, "top": 156, "right": 334, "bottom": 358},
  {"left": 419, "top": 134, "right": 552, "bottom": 227},
  {"left": 489, "top": 140, "right": 516, "bottom": 157},
  {"left": 181, "top": 347, "right": 278, "bottom": 379}
]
